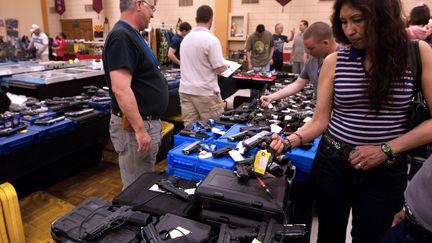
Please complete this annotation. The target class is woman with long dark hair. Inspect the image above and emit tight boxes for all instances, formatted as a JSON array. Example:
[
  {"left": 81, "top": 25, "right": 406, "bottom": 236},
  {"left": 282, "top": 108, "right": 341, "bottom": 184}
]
[{"left": 270, "top": 0, "right": 432, "bottom": 242}]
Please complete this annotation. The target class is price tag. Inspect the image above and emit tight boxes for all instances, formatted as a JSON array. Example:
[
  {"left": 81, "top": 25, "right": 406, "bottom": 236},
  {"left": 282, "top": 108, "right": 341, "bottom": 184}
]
[{"left": 254, "top": 150, "right": 271, "bottom": 175}]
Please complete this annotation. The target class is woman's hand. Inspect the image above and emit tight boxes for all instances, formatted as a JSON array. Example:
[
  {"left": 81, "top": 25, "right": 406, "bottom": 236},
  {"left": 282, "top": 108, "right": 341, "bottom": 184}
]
[
  {"left": 349, "top": 145, "right": 388, "bottom": 170},
  {"left": 269, "top": 134, "right": 288, "bottom": 155}
]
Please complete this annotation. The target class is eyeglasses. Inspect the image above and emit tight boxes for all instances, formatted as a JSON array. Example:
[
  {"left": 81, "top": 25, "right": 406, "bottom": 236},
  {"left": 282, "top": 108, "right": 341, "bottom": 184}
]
[{"left": 141, "top": 0, "right": 156, "bottom": 12}]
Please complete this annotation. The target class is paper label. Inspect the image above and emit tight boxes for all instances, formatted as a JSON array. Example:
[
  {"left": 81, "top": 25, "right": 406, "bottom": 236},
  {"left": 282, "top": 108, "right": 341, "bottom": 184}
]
[
  {"left": 229, "top": 149, "right": 245, "bottom": 162},
  {"left": 254, "top": 150, "right": 271, "bottom": 175},
  {"left": 169, "top": 226, "right": 191, "bottom": 239},
  {"left": 270, "top": 124, "right": 282, "bottom": 133}
]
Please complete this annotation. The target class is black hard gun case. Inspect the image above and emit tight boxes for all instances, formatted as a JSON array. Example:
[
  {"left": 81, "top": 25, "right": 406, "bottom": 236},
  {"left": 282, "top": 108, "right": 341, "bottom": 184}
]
[
  {"left": 199, "top": 208, "right": 262, "bottom": 228},
  {"left": 195, "top": 168, "right": 289, "bottom": 222},
  {"left": 51, "top": 197, "right": 146, "bottom": 243},
  {"left": 112, "top": 172, "right": 200, "bottom": 218}
]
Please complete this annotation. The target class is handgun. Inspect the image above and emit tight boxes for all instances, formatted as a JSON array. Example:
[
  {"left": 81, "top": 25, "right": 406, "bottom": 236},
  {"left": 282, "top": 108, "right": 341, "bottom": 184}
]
[
  {"left": 233, "top": 157, "right": 255, "bottom": 183},
  {"left": 212, "top": 146, "right": 235, "bottom": 158},
  {"left": 227, "top": 131, "right": 255, "bottom": 142},
  {"left": 20, "top": 107, "right": 49, "bottom": 116},
  {"left": 91, "top": 96, "right": 111, "bottom": 102},
  {"left": 239, "top": 126, "right": 271, "bottom": 133},
  {"left": 182, "top": 141, "right": 202, "bottom": 155},
  {"left": 179, "top": 129, "right": 210, "bottom": 139},
  {"left": 242, "top": 131, "right": 272, "bottom": 151},
  {"left": 219, "top": 113, "right": 249, "bottom": 123},
  {"left": 83, "top": 206, "right": 150, "bottom": 240},
  {"left": 195, "top": 121, "right": 211, "bottom": 131},
  {"left": 0, "top": 124, "right": 28, "bottom": 137},
  {"left": 274, "top": 224, "right": 307, "bottom": 241},
  {"left": 156, "top": 177, "right": 190, "bottom": 201},
  {"left": 64, "top": 108, "right": 94, "bottom": 117},
  {"left": 34, "top": 116, "right": 65, "bottom": 126},
  {"left": 217, "top": 224, "right": 258, "bottom": 243},
  {"left": 141, "top": 223, "right": 163, "bottom": 243}
]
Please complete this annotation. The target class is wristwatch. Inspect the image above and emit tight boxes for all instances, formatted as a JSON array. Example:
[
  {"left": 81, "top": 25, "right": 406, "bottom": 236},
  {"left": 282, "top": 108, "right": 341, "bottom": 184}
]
[{"left": 381, "top": 143, "right": 396, "bottom": 164}]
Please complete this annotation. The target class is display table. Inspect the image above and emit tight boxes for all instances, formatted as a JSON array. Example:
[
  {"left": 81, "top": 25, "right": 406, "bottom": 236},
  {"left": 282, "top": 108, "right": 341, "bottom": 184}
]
[
  {"left": 0, "top": 115, "right": 110, "bottom": 196},
  {"left": 7, "top": 75, "right": 105, "bottom": 99}
]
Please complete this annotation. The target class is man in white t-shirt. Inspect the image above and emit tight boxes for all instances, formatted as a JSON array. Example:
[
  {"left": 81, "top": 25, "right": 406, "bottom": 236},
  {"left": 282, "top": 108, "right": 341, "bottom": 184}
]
[
  {"left": 179, "top": 5, "right": 227, "bottom": 127},
  {"left": 28, "top": 24, "right": 49, "bottom": 61}
]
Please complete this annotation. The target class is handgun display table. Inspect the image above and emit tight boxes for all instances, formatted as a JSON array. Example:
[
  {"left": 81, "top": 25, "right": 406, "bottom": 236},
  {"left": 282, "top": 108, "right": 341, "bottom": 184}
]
[
  {"left": 0, "top": 92, "right": 111, "bottom": 196},
  {"left": 7, "top": 74, "right": 105, "bottom": 100}
]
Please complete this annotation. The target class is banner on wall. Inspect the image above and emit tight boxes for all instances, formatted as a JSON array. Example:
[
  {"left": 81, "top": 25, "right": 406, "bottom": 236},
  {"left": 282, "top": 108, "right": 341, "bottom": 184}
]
[
  {"left": 276, "top": 0, "right": 291, "bottom": 6},
  {"left": 5, "top": 18, "right": 18, "bottom": 38},
  {"left": 55, "top": 0, "right": 66, "bottom": 15},
  {"left": 93, "top": 0, "right": 103, "bottom": 14}
]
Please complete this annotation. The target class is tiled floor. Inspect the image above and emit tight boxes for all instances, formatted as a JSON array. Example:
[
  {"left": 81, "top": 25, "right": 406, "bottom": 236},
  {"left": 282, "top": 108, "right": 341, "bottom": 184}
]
[{"left": 19, "top": 160, "right": 168, "bottom": 242}]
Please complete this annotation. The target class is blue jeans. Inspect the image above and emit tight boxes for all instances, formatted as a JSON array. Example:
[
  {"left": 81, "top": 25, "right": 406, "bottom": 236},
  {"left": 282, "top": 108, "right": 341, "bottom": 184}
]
[
  {"left": 312, "top": 136, "right": 408, "bottom": 243},
  {"left": 382, "top": 220, "right": 432, "bottom": 243}
]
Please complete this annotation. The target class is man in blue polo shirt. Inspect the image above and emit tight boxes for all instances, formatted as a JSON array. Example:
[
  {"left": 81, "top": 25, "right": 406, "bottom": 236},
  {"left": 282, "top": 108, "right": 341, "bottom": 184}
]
[{"left": 168, "top": 22, "right": 191, "bottom": 69}]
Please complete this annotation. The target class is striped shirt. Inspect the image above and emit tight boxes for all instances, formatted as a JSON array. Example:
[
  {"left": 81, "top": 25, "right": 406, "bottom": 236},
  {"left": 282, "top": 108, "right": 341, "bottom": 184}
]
[{"left": 328, "top": 46, "right": 414, "bottom": 147}]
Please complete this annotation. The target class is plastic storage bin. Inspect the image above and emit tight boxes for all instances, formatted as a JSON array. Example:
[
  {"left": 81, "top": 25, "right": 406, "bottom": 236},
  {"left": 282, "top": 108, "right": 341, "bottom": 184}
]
[
  {"left": 285, "top": 137, "right": 321, "bottom": 183},
  {"left": 28, "top": 119, "right": 74, "bottom": 139},
  {"left": 214, "top": 123, "right": 247, "bottom": 149},
  {"left": 166, "top": 166, "right": 206, "bottom": 182},
  {"left": 0, "top": 129, "right": 40, "bottom": 155},
  {"left": 167, "top": 142, "right": 236, "bottom": 181}
]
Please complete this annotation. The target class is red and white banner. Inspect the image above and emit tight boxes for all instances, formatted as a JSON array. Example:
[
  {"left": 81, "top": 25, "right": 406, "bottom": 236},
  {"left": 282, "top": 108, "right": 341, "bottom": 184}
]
[
  {"left": 93, "top": 0, "right": 103, "bottom": 14},
  {"left": 54, "top": 0, "right": 65, "bottom": 15},
  {"left": 276, "top": 0, "right": 291, "bottom": 7}
]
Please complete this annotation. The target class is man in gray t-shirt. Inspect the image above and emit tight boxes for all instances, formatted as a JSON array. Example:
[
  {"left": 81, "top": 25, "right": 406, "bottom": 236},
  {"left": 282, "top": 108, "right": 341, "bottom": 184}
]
[
  {"left": 261, "top": 22, "right": 338, "bottom": 108},
  {"left": 382, "top": 154, "right": 432, "bottom": 242},
  {"left": 245, "top": 24, "right": 274, "bottom": 72},
  {"left": 291, "top": 20, "right": 308, "bottom": 74}
]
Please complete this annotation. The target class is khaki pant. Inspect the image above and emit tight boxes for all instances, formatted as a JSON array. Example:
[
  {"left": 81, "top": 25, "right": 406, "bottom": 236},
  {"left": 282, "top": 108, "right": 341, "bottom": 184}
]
[
  {"left": 179, "top": 92, "right": 225, "bottom": 127},
  {"left": 109, "top": 114, "right": 162, "bottom": 189}
]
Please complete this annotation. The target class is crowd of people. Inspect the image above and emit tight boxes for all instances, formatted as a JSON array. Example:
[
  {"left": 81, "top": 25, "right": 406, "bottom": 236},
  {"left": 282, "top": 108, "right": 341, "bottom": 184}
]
[{"left": 102, "top": 0, "right": 432, "bottom": 242}]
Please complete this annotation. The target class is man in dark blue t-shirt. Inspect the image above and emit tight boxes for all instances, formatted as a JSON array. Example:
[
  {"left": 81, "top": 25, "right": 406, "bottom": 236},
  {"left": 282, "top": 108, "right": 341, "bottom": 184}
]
[
  {"left": 103, "top": 0, "right": 168, "bottom": 189},
  {"left": 271, "top": 23, "right": 294, "bottom": 71},
  {"left": 168, "top": 22, "right": 191, "bottom": 69}
]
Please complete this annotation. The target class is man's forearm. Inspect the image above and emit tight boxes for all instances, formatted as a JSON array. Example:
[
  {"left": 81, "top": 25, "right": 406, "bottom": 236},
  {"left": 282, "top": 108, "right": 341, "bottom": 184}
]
[
  {"left": 168, "top": 48, "right": 180, "bottom": 65},
  {"left": 246, "top": 52, "right": 252, "bottom": 65},
  {"left": 269, "top": 47, "right": 274, "bottom": 62},
  {"left": 38, "top": 45, "right": 48, "bottom": 55},
  {"left": 115, "top": 89, "right": 145, "bottom": 133}
]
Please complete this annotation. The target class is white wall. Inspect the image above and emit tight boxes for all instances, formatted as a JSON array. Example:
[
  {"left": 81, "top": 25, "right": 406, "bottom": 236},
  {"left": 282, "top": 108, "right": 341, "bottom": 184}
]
[
  {"left": 0, "top": 0, "right": 43, "bottom": 39},
  {"left": 45, "top": 0, "right": 107, "bottom": 39},
  {"left": 1, "top": 0, "right": 428, "bottom": 44},
  {"left": 151, "top": 0, "right": 215, "bottom": 28},
  {"left": 228, "top": 0, "right": 432, "bottom": 50}
]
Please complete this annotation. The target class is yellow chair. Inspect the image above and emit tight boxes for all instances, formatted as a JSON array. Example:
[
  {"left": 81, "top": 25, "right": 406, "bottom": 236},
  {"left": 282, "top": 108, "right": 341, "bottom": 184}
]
[{"left": 0, "top": 182, "right": 25, "bottom": 243}]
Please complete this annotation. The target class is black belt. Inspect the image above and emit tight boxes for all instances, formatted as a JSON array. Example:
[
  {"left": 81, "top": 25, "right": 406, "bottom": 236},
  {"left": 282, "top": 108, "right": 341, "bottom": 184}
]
[
  {"left": 112, "top": 111, "right": 161, "bottom": 121},
  {"left": 321, "top": 131, "right": 406, "bottom": 165},
  {"left": 404, "top": 204, "right": 432, "bottom": 238},
  {"left": 321, "top": 132, "right": 353, "bottom": 159}
]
